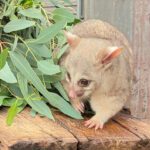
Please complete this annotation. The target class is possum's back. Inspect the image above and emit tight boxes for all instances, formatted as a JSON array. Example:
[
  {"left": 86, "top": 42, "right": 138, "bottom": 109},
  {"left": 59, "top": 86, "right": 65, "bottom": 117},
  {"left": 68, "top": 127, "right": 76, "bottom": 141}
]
[
  {"left": 71, "top": 19, "right": 133, "bottom": 75},
  {"left": 72, "top": 20, "right": 132, "bottom": 54}
]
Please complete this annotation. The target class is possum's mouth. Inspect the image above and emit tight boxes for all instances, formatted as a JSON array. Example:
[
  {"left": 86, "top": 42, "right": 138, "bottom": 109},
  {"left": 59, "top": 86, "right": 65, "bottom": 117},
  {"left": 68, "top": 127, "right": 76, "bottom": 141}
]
[{"left": 80, "top": 91, "right": 92, "bottom": 100}]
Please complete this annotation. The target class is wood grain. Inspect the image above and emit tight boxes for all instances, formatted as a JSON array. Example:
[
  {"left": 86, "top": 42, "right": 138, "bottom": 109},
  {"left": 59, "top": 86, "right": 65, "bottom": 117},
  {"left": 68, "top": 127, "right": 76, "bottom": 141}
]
[
  {"left": 0, "top": 108, "right": 77, "bottom": 150},
  {"left": 83, "top": 0, "right": 133, "bottom": 42},
  {"left": 55, "top": 112, "right": 140, "bottom": 150},
  {"left": 1, "top": 108, "right": 150, "bottom": 150},
  {"left": 114, "top": 114, "right": 150, "bottom": 139},
  {"left": 131, "top": 0, "right": 150, "bottom": 119},
  {"left": 44, "top": 0, "right": 77, "bottom": 14}
]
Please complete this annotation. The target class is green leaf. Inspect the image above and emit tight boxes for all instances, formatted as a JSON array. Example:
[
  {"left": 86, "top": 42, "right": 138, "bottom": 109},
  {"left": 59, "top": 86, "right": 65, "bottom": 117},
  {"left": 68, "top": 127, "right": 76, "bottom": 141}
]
[
  {"left": 20, "top": 0, "right": 33, "bottom": 8},
  {"left": 48, "top": 0, "right": 63, "bottom": 7},
  {"left": 17, "top": 73, "right": 28, "bottom": 98},
  {"left": 0, "top": 62, "right": 17, "bottom": 83},
  {"left": 8, "top": 84, "right": 23, "bottom": 98},
  {"left": 56, "top": 33, "right": 67, "bottom": 47},
  {"left": 16, "top": 43, "right": 37, "bottom": 67},
  {"left": 28, "top": 43, "right": 51, "bottom": 58},
  {"left": 52, "top": 8, "right": 75, "bottom": 23},
  {"left": 0, "top": 96, "right": 9, "bottom": 106},
  {"left": 4, "top": 1, "right": 16, "bottom": 17},
  {"left": 6, "top": 99, "right": 19, "bottom": 126},
  {"left": 53, "top": 82, "right": 69, "bottom": 101},
  {"left": 17, "top": 101, "right": 27, "bottom": 113},
  {"left": 30, "top": 109, "right": 37, "bottom": 117},
  {"left": 10, "top": 51, "right": 83, "bottom": 119},
  {"left": 24, "top": 86, "right": 54, "bottom": 120},
  {"left": 17, "top": 67, "right": 53, "bottom": 120},
  {"left": 0, "top": 85, "right": 10, "bottom": 96},
  {"left": 0, "top": 48, "right": 8, "bottom": 70},
  {"left": 19, "top": 8, "right": 44, "bottom": 20},
  {"left": 37, "top": 60, "right": 61, "bottom": 75},
  {"left": 3, "top": 98, "right": 24, "bottom": 107},
  {"left": 12, "top": 35, "right": 18, "bottom": 51},
  {"left": 63, "top": 0, "right": 72, "bottom": 4},
  {"left": 41, "top": 75, "right": 62, "bottom": 83},
  {"left": 27, "top": 99, "right": 54, "bottom": 120},
  {"left": 4, "top": 19, "right": 35, "bottom": 33},
  {"left": 28, "top": 20, "right": 66, "bottom": 44},
  {"left": 56, "top": 44, "right": 69, "bottom": 60}
]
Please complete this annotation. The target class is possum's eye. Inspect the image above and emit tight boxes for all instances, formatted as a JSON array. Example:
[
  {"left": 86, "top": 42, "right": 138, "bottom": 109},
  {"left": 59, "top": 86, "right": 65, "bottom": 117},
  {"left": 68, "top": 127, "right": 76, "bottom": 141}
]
[
  {"left": 66, "top": 72, "right": 71, "bottom": 82},
  {"left": 78, "top": 79, "right": 91, "bottom": 87}
]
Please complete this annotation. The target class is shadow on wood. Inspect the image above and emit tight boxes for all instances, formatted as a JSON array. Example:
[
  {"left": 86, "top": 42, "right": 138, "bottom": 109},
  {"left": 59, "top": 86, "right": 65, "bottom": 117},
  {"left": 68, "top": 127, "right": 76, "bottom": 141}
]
[{"left": 0, "top": 108, "right": 150, "bottom": 150}]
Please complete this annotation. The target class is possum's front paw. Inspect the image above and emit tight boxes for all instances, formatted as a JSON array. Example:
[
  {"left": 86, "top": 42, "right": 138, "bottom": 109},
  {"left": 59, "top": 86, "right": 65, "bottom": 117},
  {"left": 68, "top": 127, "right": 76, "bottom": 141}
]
[
  {"left": 84, "top": 116, "right": 104, "bottom": 130},
  {"left": 71, "top": 100, "right": 84, "bottom": 113}
]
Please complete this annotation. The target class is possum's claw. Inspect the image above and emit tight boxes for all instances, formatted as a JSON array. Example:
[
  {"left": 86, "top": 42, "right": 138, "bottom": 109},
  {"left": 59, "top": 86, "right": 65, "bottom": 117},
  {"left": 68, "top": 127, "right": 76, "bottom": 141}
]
[
  {"left": 84, "top": 117, "right": 104, "bottom": 130},
  {"left": 72, "top": 101, "right": 84, "bottom": 113}
]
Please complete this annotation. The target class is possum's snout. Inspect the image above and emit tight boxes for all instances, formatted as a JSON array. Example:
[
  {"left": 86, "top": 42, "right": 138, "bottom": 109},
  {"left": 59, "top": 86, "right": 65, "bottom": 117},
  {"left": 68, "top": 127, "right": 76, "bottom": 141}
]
[{"left": 68, "top": 88, "right": 84, "bottom": 99}]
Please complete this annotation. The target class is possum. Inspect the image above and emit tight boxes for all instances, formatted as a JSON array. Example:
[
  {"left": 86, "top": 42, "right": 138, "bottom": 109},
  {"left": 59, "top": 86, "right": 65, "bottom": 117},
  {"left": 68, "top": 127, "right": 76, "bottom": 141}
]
[{"left": 60, "top": 19, "right": 133, "bottom": 130}]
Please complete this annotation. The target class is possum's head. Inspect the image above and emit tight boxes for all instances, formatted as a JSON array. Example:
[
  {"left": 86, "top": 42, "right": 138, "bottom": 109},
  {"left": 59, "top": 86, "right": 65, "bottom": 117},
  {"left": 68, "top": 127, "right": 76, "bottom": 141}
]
[{"left": 62, "top": 31, "right": 123, "bottom": 100}]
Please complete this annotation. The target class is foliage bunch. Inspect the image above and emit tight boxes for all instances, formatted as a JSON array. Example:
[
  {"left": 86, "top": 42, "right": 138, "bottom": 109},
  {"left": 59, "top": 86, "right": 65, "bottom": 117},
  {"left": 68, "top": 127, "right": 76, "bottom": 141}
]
[{"left": 0, "top": 0, "right": 82, "bottom": 125}]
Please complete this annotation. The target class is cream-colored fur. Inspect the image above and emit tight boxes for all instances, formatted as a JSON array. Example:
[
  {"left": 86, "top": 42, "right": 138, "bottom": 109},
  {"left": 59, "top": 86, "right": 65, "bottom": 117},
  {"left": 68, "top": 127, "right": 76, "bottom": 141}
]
[{"left": 60, "top": 19, "right": 133, "bottom": 129}]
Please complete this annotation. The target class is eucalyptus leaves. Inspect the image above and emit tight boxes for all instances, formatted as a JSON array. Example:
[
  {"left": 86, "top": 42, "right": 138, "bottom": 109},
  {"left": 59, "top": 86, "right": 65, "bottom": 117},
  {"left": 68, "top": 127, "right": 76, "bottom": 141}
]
[{"left": 0, "top": 0, "right": 82, "bottom": 125}]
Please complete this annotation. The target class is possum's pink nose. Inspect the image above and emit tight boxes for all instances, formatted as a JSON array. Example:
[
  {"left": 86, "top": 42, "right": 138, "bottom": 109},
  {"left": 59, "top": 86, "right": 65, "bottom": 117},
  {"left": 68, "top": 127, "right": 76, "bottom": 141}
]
[
  {"left": 69, "top": 89, "right": 77, "bottom": 99},
  {"left": 69, "top": 89, "right": 84, "bottom": 99}
]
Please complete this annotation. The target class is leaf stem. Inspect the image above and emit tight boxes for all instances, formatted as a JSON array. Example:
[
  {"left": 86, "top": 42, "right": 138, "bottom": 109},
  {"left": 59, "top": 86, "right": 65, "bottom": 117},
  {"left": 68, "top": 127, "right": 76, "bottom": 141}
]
[
  {"left": 0, "top": 41, "right": 12, "bottom": 52},
  {"left": 40, "top": 6, "right": 51, "bottom": 25},
  {"left": 17, "top": 36, "right": 38, "bottom": 62},
  {"left": 1, "top": 84, "right": 17, "bottom": 98}
]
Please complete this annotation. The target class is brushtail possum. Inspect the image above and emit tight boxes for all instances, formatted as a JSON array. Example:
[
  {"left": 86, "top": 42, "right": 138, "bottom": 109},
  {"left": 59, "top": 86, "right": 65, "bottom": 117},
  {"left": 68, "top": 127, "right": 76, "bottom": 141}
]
[{"left": 60, "top": 20, "right": 133, "bottom": 130}]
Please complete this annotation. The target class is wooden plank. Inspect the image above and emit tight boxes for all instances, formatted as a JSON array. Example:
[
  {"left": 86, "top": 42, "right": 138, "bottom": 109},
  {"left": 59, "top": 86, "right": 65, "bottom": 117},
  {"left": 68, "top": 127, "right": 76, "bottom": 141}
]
[
  {"left": 44, "top": 0, "right": 77, "bottom": 6},
  {"left": 43, "top": 0, "right": 77, "bottom": 15},
  {"left": 1, "top": 108, "right": 150, "bottom": 150},
  {"left": 114, "top": 114, "right": 150, "bottom": 139},
  {"left": 54, "top": 112, "right": 142, "bottom": 150},
  {"left": 114, "top": 114, "right": 150, "bottom": 149},
  {"left": 83, "top": 0, "right": 133, "bottom": 42},
  {"left": 142, "top": 119, "right": 150, "bottom": 124},
  {"left": 45, "top": 6, "right": 77, "bottom": 15},
  {"left": 0, "top": 108, "right": 77, "bottom": 150},
  {"left": 131, "top": 0, "right": 150, "bottom": 119}
]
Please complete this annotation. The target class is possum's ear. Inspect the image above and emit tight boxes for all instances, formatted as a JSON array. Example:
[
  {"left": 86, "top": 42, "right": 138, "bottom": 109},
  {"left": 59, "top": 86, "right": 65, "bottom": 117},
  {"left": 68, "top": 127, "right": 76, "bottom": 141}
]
[
  {"left": 64, "top": 31, "right": 80, "bottom": 47},
  {"left": 100, "top": 47, "right": 123, "bottom": 64}
]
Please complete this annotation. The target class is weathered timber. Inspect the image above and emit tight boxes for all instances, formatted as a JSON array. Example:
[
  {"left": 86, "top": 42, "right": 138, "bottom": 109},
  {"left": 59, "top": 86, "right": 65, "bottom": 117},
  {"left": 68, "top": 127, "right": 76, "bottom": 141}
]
[
  {"left": 44, "top": 0, "right": 77, "bottom": 14},
  {"left": 114, "top": 114, "right": 150, "bottom": 139},
  {"left": 0, "top": 108, "right": 77, "bottom": 150},
  {"left": 0, "top": 108, "right": 150, "bottom": 150}
]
